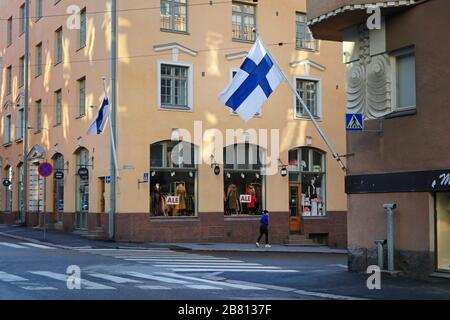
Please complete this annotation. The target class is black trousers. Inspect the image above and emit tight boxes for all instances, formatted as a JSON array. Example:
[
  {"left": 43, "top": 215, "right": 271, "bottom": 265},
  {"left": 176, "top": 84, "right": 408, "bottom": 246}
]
[{"left": 257, "top": 225, "right": 269, "bottom": 244}]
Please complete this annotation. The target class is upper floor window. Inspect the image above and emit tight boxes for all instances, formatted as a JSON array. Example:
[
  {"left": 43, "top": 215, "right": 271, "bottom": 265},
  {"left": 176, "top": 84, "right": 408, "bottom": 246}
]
[
  {"left": 17, "top": 108, "right": 24, "bottom": 140},
  {"left": 35, "top": 100, "right": 42, "bottom": 132},
  {"left": 19, "top": 56, "right": 25, "bottom": 88},
  {"left": 159, "top": 63, "right": 192, "bottom": 111},
  {"left": 35, "top": 43, "right": 42, "bottom": 77},
  {"left": 160, "top": 0, "right": 187, "bottom": 32},
  {"left": 20, "top": 4, "right": 25, "bottom": 35},
  {"left": 55, "top": 27, "right": 63, "bottom": 64},
  {"left": 232, "top": 2, "right": 256, "bottom": 42},
  {"left": 296, "top": 13, "right": 317, "bottom": 51},
  {"left": 4, "top": 115, "right": 12, "bottom": 144},
  {"left": 78, "top": 77, "right": 86, "bottom": 117},
  {"left": 6, "top": 66, "right": 12, "bottom": 96},
  {"left": 55, "top": 89, "right": 62, "bottom": 125},
  {"left": 395, "top": 50, "right": 416, "bottom": 110},
  {"left": 7, "top": 17, "right": 13, "bottom": 46},
  {"left": 79, "top": 8, "right": 87, "bottom": 48},
  {"left": 295, "top": 78, "right": 320, "bottom": 119},
  {"left": 36, "top": 0, "right": 43, "bottom": 21}
]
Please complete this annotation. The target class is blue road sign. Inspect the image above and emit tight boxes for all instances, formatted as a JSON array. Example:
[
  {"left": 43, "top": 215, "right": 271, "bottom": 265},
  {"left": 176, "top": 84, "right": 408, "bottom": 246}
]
[
  {"left": 38, "top": 162, "right": 54, "bottom": 178},
  {"left": 105, "top": 176, "right": 111, "bottom": 184},
  {"left": 143, "top": 173, "right": 149, "bottom": 183},
  {"left": 346, "top": 113, "right": 364, "bottom": 131}
]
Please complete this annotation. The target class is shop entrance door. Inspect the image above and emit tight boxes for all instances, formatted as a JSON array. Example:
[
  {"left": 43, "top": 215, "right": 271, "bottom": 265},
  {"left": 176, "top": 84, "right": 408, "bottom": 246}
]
[{"left": 289, "top": 183, "right": 302, "bottom": 233}]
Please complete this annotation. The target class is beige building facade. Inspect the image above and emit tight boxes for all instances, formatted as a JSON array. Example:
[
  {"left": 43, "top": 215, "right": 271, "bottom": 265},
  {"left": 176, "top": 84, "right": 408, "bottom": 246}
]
[{"left": 0, "top": 0, "right": 347, "bottom": 246}]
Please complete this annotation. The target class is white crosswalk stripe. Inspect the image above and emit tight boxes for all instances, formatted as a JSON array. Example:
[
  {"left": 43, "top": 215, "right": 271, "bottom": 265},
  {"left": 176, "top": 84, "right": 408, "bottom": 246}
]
[
  {"left": 20, "top": 243, "right": 55, "bottom": 250},
  {"left": 0, "top": 242, "right": 28, "bottom": 249},
  {"left": 0, "top": 271, "right": 29, "bottom": 282},
  {"left": 76, "top": 248, "right": 299, "bottom": 273},
  {"left": 29, "top": 271, "right": 116, "bottom": 290}
]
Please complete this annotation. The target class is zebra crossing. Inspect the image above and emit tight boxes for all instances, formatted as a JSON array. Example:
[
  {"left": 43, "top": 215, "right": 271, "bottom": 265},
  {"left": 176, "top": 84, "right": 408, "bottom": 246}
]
[
  {"left": 0, "top": 269, "right": 267, "bottom": 291},
  {"left": 75, "top": 248, "right": 300, "bottom": 273},
  {"left": 0, "top": 242, "right": 55, "bottom": 250}
]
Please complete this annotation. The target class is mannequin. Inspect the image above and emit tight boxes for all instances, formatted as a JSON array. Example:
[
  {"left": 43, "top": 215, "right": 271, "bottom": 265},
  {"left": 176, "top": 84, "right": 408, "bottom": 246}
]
[
  {"left": 247, "top": 185, "right": 257, "bottom": 214},
  {"left": 151, "top": 183, "right": 163, "bottom": 216},
  {"left": 175, "top": 183, "right": 187, "bottom": 216},
  {"left": 226, "top": 184, "right": 240, "bottom": 215}
]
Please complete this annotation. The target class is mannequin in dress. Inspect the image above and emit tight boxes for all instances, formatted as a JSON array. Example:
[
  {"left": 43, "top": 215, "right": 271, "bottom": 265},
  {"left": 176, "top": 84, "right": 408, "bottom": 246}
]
[
  {"left": 175, "top": 183, "right": 187, "bottom": 216},
  {"left": 226, "top": 184, "right": 240, "bottom": 215},
  {"left": 151, "top": 183, "right": 163, "bottom": 216}
]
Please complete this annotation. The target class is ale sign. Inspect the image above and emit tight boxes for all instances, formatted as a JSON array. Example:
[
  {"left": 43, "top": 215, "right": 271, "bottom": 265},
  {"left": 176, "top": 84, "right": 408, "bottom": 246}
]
[
  {"left": 240, "top": 194, "right": 252, "bottom": 203},
  {"left": 166, "top": 196, "right": 180, "bottom": 206}
]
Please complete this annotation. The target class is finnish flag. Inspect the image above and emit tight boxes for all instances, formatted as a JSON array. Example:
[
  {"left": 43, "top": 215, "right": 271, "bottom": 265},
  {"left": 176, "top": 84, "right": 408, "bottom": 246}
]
[
  {"left": 219, "top": 38, "right": 283, "bottom": 122},
  {"left": 87, "top": 97, "right": 110, "bottom": 135}
]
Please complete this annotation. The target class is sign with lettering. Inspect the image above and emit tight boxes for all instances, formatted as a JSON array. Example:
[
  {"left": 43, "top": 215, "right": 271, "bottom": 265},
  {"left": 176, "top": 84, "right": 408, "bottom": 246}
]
[
  {"left": 239, "top": 194, "right": 252, "bottom": 203},
  {"left": 54, "top": 171, "right": 64, "bottom": 180},
  {"left": 432, "top": 173, "right": 450, "bottom": 189},
  {"left": 166, "top": 196, "right": 180, "bottom": 206}
]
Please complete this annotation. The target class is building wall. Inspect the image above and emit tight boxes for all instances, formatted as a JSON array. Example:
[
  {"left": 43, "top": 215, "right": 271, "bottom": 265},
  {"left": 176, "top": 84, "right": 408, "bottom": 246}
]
[{"left": 0, "top": 0, "right": 348, "bottom": 244}]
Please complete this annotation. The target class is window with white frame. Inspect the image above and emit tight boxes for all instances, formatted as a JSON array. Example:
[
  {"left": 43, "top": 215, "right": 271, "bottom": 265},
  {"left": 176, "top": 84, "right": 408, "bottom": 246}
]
[
  {"left": 160, "top": 0, "right": 187, "bottom": 32},
  {"left": 159, "top": 63, "right": 191, "bottom": 110},
  {"left": 295, "top": 78, "right": 320, "bottom": 118},
  {"left": 232, "top": 2, "right": 256, "bottom": 42},
  {"left": 17, "top": 108, "right": 24, "bottom": 140},
  {"left": 4, "top": 114, "right": 12, "bottom": 144},
  {"left": 395, "top": 50, "right": 416, "bottom": 110},
  {"left": 296, "top": 13, "right": 317, "bottom": 51}
]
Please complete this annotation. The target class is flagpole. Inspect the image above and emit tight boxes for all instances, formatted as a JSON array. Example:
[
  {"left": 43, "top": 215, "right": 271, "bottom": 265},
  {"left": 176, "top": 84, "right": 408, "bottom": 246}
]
[
  {"left": 102, "top": 76, "right": 120, "bottom": 177},
  {"left": 257, "top": 35, "right": 347, "bottom": 173}
]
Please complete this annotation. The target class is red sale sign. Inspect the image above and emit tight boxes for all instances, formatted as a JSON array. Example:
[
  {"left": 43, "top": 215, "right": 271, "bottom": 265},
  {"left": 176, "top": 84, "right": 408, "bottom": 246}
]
[
  {"left": 240, "top": 195, "right": 252, "bottom": 203},
  {"left": 166, "top": 196, "right": 180, "bottom": 205}
]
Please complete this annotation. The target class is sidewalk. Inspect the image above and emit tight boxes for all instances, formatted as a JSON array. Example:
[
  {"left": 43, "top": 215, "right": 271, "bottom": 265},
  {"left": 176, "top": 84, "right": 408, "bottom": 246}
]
[{"left": 0, "top": 224, "right": 347, "bottom": 254}]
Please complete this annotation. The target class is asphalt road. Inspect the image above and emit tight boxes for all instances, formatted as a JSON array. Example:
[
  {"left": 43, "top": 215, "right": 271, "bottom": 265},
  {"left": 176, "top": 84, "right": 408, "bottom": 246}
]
[{"left": 0, "top": 235, "right": 449, "bottom": 300}]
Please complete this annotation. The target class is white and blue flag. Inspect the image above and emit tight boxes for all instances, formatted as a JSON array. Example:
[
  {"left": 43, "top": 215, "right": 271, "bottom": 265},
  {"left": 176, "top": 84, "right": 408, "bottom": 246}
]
[
  {"left": 87, "top": 97, "right": 110, "bottom": 135},
  {"left": 219, "top": 38, "right": 283, "bottom": 122}
]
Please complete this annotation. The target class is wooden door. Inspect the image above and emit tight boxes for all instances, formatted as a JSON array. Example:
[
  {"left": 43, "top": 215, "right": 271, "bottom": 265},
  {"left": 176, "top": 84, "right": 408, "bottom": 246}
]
[{"left": 289, "top": 183, "right": 302, "bottom": 233}]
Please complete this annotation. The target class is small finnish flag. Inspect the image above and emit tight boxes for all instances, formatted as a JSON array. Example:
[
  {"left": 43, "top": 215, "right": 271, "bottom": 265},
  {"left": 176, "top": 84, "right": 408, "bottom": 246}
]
[
  {"left": 87, "top": 97, "right": 110, "bottom": 135},
  {"left": 219, "top": 38, "right": 283, "bottom": 122}
]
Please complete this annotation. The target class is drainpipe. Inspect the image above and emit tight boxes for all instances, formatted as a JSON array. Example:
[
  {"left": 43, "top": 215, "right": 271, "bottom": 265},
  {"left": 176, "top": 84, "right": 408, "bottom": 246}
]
[
  {"left": 109, "top": 0, "right": 117, "bottom": 240},
  {"left": 383, "top": 203, "right": 397, "bottom": 272},
  {"left": 21, "top": 0, "right": 30, "bottom": 224}
]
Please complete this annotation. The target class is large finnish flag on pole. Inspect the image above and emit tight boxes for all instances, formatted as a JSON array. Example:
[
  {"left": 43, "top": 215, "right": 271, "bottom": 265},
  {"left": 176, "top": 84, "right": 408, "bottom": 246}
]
[
  {"left": 87, "top": 97, "right": 110, "bottom": 135},
  {"left": 219, "top": 38, "right": 283, "bottom": 122}
]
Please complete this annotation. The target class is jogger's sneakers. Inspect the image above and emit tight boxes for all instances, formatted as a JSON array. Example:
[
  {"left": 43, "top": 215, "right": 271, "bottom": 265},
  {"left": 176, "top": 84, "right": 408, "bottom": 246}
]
[
  {"left": 265, "top": 244, "right": 271, "bottom": 248},
  {"left": 255, "top": 242, "right": 260, "bottom": 248}
]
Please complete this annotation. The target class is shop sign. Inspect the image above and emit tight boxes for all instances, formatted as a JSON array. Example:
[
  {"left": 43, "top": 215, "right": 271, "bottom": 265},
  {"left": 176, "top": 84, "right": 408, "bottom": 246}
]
[
  {"left": 54, "top": 171, "right": 64, "bottom": 180},
  {"left": 240, "top": 194, "right": 252, "bottom": 203},
  {"left": 166, "top": 196, "right": 180, "bottom": 205},
  {"left": 313, "top": 165, "right": 321, "bottom": 173},
  {"left": 78, "top": 167, "right": 89, "bottom": 180}
]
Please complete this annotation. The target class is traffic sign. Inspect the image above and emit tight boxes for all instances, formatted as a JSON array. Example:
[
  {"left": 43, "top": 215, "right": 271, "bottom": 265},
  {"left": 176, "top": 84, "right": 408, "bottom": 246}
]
[
  {"left": 105, "top": 176, "right": 111, "bottom": 184},
  {"left": 38, "top": 162, "right": 54, "bottom": 178},
  {"left": 346, "top": 113, "right": 364, "bottom": 131},
  {"left": 54, "top": 171, "right": 64, "bottom": 180}
]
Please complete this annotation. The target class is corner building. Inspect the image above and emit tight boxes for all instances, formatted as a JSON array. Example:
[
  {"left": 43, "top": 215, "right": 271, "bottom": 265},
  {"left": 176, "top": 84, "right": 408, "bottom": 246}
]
[{"left": 0, "top": 0, "right": 347, "bottom": 246}]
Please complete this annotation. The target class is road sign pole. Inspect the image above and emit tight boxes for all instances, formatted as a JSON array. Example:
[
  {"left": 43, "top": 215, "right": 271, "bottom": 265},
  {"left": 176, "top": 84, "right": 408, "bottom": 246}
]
[{"left": 43, "top": 175, "right": 46, "bottom": 241}]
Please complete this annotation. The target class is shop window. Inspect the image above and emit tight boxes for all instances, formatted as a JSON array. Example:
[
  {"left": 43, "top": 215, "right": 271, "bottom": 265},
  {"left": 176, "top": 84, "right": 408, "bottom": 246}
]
[
  {"left": 4, "top": 166, "right": 12, "bottom": 212},
  {"left": 436, "top": 192, "right": 450, "bottom": 272},
  {"left": 223, "top": 144, "right": 264, "bottom": 216},
  {"left": 75, "top": 148, "right": 89, "bottom": 213},
  {"left": 150, "top": 141, "right": 197, "bottom": 217},
  {"left": 289, "top": 148, "right": 326, "bottom": 217}
]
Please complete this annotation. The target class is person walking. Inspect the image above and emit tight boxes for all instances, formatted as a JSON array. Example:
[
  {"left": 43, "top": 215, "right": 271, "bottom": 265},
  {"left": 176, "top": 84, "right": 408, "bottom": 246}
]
[{"left": 256, "top": 210, "right": 271, "bottom": 248}]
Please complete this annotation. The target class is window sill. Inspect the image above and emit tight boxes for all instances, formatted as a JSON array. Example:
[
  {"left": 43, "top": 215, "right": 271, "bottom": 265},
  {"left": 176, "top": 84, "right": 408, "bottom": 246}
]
[
  {"left": 160, "top": 28, "right": 190, "bottom": 36},
  {"left": 76, "top": 45, "right": 86, "bottom": 53},
  {"left": 384, "top": 107, "right": 416, "bottom": 119},
  {"left": 3, "top": 142, "right": 12, "bottom": 148},
  {"left": 224, "top": 215, "right": 260, "bottom": 220},
  {"left": 35, "top": 73, "right": 42, "bottom": 79},
  {"left": 15, "top": 138, "right": 23, "bottom": 144},
  {"left": 159, "top": 106, "right": 193, "bottom": 112},
  {"left": 294, "top": 115, "right": 321, "bottom": 121},
  {"left": 35, "top": 17, "right": 42, "bottom": 23},
  {"left": 232, "top": 38, "right": 256, "bottom": 45},
  {"left": 34, "top": 130, "right": 42, "bottom": 135},
  {"left": 296, "top": 47, "right": 319, "bottom": 53},
  {"left": 53, "top": 123, "right": 62, "bottom": 128},
  {"left": 150, "top": 216, "right": 199, "bottom": 222},
  {"left": 76, "top": 114, "right": 86, "bottom": 119},
  {"left": 302, "top": 216, "right": 328, "bottom": 219},
  {"left": 54, "top": 61, "right": 62, "bottom": 67}
]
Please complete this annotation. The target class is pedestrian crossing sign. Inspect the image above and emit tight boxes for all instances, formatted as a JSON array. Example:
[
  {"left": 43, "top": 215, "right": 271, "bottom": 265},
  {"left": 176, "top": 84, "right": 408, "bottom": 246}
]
[{"left": 346, "top": 113, "right": 364, "bottom": 131}]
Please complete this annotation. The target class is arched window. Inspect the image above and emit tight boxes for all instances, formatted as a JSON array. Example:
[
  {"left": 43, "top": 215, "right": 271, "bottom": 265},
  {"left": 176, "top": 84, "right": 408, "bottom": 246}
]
[
  {"left": 53, "top": 153, "right": 64, "bottom": 222},
  {"left": 4, "top": 165, "right": 12, "bottom": 212},
  {"left": 223, "top": 144, "right": 265, "bottom": 216},
  {"left": 75, "top": 148, "right": 89, "bottom": 229},
  {"left": 288, "top": 148, "right": 326, "bottom": 217},
  {"left": 150, "top": 141, "right": 197, "bottom": 217}
]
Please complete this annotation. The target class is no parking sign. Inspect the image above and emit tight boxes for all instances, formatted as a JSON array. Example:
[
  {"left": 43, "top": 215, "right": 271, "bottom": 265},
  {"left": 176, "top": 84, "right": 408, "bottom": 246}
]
[{"left": 38, "top": 162, "right": 54, "bottom": 178}]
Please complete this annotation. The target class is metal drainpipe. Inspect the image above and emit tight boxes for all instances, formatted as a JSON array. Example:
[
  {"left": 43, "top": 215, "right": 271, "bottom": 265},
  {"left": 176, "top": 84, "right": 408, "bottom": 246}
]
[
  {"left": 109, "top": 0, "right": 117, "bottom": 240},
  {"left": 21, "top": 0, "right": 30, "bottom": 224}
]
